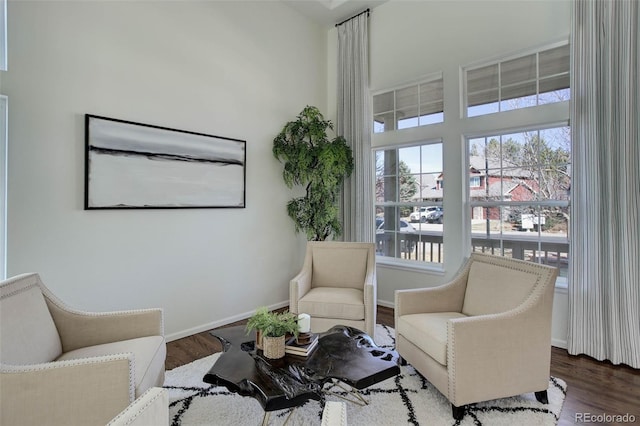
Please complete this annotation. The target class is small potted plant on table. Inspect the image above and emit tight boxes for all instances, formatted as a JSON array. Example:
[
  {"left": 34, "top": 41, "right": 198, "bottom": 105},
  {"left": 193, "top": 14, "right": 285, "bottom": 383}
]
[{"left": 246, "top": 308, "right": 299, "bottom": 359}]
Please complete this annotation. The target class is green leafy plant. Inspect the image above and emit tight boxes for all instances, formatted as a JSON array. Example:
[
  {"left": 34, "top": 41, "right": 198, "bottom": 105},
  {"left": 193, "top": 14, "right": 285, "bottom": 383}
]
[
  {"left": 245, "top": 308, "right": 299, "bottom": 338},
  {"left": 273, "top": 106, "right": 354, "bottom": 241}
]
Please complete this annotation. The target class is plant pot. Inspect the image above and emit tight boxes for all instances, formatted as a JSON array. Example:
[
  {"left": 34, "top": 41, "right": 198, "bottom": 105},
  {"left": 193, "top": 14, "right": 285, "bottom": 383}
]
[{"left": 262, "top": 335, "right": 286, "bottom": 359}]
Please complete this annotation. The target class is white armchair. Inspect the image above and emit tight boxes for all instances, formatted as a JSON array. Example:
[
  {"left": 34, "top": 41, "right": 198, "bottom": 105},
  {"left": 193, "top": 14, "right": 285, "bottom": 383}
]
[
  {"left": 0, "top": 273, "right": 166, "bottom": 426},
  {"left": 290, "top": 241, "right": 376, "bottom": 337},
  {"left": 395, "top": 253, "right": 558, "bottom": 420}
]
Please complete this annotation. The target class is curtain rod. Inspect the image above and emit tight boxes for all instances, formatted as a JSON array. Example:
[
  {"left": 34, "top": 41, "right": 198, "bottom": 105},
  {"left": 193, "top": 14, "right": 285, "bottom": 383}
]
[{"left": 335, "top": 8, "right": 370, "bottom": 27}]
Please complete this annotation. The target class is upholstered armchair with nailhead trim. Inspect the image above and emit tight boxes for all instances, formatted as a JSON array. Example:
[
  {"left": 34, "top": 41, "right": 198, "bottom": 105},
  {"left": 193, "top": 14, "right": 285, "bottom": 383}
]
[
  {"left": 0, "top": 273, "right": 166, "bottom": 426},
  {"left": 290, "top": 241, "right": 377, "bottom": 338},
  {"left": 395, "top": 253, "right": 558, "bottom": 420}
]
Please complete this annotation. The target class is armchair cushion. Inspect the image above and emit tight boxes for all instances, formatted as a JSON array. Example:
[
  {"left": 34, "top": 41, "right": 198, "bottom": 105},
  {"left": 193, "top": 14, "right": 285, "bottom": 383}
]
[
  {"left": 462, "top": 260, "right": 540, "bottom": 316},
  {"left": 57, "top": 335, "right": 166, "bottom": 396},
  {"left": 397, "top": 312, "right": 467, "bottom": 366},
  {"left": 0, "top": 281, "right": 62, "bottom": 364},
  {"left": 298, "top": 287, "right": 365, "bottom": 321}
]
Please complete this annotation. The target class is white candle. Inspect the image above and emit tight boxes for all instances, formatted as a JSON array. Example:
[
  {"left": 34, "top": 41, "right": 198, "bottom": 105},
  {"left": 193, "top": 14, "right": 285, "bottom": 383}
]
[{"left": 298, "top": 313, "right": 311, "bottom": 333}]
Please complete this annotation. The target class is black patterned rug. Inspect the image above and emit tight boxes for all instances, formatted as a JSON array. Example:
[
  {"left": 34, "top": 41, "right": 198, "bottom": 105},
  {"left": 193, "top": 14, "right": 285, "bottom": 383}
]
[{"left": 164, "top": 325, "right": 566, "bottom": 425}]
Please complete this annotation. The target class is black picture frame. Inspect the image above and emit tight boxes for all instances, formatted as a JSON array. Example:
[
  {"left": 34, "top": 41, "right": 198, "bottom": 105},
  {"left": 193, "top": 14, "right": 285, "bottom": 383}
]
[{"left": 84, "top": 114, "right": 246, "bottom": 209}]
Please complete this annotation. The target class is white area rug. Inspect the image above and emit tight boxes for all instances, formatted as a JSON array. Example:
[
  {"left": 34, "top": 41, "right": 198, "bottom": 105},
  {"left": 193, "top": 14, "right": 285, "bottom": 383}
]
[{"left": 164, "top": 325, "right": 566, "bottom": 425}]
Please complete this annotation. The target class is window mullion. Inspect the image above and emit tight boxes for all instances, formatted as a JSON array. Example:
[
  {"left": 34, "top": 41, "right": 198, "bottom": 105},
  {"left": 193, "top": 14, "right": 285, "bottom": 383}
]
[
  {"left": 536, "top": 51, "right": 541, "bottom": 105},
  {"left": 498, "top": 62, "right": 502, "bottom": 112}
]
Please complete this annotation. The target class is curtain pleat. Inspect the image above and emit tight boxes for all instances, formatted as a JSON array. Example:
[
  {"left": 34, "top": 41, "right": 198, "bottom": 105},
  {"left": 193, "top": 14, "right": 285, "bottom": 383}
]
[
  {"left": 568, "top": 0, "right": 640, "bottom": 368},
  {"left": 337, "top": 13, "right": 374, "bottom": 243}
]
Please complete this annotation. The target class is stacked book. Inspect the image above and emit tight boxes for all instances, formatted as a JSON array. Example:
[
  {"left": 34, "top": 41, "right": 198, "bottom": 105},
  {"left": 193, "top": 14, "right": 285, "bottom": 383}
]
[{"left": 284, "top": 333, "right": 319, "bottom": 357}]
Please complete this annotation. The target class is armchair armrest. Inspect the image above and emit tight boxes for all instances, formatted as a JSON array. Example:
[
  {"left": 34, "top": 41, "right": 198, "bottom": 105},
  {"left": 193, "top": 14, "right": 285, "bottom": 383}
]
[
  {"left": 447, "top": 292, "right": 555, "bottom": 406},
  {"left": 395, "top": 272, "right": 468, "bottom": 325},
  {"left": 289, "top": 260, "right": 313, "bottom": 315},
  {"left": 44, "top": 295, "right": 164, "bottom": 352},
  {"left": 1, "top": 354, "right": 135, "bottom": 426},
  {"left": 107, "top": 387, "right": 168, "bottom": 426},
  {"left": 363, "top": 274, "right": 377, "bottom": 337},
  {"left": 395, "top": 258, "right": 472, "bottom": 323}
]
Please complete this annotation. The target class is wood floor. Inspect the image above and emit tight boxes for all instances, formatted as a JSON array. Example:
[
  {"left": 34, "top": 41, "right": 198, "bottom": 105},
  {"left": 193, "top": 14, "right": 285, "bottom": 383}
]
[{"left": 166, "top": 306, "right": 640, "bottom": 425}]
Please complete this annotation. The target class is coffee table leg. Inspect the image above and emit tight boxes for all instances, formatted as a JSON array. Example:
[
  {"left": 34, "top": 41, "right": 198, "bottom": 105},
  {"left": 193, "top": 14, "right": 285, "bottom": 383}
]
[{"left": 324, "top": 379, "right": 369, "bottom": 406}]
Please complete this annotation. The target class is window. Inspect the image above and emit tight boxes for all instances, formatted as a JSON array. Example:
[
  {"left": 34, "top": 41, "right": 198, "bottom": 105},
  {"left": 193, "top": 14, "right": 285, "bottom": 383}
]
[
  {"left": 371, "top": 40, "right": 569, "bottom": 278},
  {"left": 375, "top": 142, "right": 444, "bottom": 266},
  {"left": 464, "top": 43, "right": 569, "bottom": 117},
  {"left": 468, "top": 126, "right": 571, "bottom": 282},
  {"left": 373, "top": 74, "right": 443, "bottom": 133}
]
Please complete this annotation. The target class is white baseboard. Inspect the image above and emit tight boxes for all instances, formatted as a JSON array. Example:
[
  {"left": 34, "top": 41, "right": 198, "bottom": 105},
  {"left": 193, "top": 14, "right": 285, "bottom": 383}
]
[
  {"left": 552, "top": 338, "right": 568, "bottom": 349},
  {"left": 165, "top": 300, "right": 289, "bottom": 342},
  {"left": 378, "top": 299, "right": 394, "bottom": 309}
]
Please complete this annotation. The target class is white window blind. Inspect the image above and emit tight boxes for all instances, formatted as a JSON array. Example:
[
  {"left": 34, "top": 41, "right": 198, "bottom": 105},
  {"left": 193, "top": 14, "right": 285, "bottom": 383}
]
[
  {"left": 465, "top": 43, "right": 569, "bottom": 116},
  {"left": 373, "top": 74, "right": 444, "bottom": 133}
]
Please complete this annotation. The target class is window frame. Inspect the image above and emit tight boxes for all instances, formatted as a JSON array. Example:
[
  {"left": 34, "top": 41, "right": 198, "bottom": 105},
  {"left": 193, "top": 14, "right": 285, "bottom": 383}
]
[
  {"left": 373, "top": 71, "right": 444, "bottom": 134},
  {"left": 462, "top": 40, "right": 570, "bottom": 118},
  {"left": 464, "top": 120, "right": 571, "bottom": 287},
  {"left": 0, "top": 95, "right": 6, "bottom": 279},
  {"left": 370, "top": 39, "right": 570, "bottom": 281},
  {"left": 374, "top": 139, "right": 445, "bottom": 272}
]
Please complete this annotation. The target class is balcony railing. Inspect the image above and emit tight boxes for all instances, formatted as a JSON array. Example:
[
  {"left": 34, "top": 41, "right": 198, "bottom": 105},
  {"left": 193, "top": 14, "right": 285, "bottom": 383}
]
[{"left": 376, "top": 231, "right": 569, "bottom": 276}]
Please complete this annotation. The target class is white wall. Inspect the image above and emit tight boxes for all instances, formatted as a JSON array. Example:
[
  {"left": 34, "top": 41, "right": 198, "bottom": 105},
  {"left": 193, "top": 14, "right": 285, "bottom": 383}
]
[
  {"left": 329, "top": 0, "right": 571, "bottom": 346},
  {"left": 4, "top": 1, "right": 326, "bottom": 340}
]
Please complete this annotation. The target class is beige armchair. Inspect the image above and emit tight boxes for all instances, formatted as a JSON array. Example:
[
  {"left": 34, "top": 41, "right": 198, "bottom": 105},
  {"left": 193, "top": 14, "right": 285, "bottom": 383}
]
[
  {"left": 290, "top": 241, "right": 376, "bottom": 337},
  {"left": 0, "top": 273, "right": 166, "bottom": 426},
  {"left": 395, "top": 253, "right": 558, "bottom": 420}
]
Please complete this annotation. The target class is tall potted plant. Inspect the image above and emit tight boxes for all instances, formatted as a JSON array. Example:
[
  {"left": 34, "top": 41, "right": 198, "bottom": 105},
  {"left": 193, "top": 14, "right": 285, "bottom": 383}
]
[
  {"left": 246, "top": 308, "right": 299, "bottom": 359},
  {"left": 273, "top": 106, "right": 354, "bottom": 241}
]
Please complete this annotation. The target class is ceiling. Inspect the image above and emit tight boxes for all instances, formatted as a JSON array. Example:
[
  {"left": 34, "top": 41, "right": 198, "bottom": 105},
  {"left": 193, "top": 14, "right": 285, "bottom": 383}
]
[{"left": 281, "top": 0, "right": 388, "bottom": 27}]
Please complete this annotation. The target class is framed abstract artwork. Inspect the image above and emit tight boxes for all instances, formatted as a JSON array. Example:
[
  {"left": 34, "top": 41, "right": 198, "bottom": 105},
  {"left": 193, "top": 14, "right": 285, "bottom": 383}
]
[{"left": 84, "top": 115, "right": 246, "bottom": 209}]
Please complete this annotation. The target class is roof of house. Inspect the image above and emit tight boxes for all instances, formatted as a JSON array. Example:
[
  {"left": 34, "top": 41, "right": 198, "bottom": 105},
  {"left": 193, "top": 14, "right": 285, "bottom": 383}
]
[{"left": 468, "top": 156, "right": 531, "bottom": 178}]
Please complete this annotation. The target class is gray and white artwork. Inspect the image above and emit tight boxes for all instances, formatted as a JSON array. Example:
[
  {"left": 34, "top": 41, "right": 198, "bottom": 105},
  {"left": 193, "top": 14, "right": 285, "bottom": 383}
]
[{"left": 85, "top": 115, "right": 245, "bottom": 209}]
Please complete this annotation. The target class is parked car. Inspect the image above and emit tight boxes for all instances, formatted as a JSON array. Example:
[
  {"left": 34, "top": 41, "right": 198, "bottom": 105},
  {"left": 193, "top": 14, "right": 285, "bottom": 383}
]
[
  {"left": 409, "top": 206, "right": 439, "bottom": 223},
  {"left": 426, "top": 208, "right": 444, "bottom": 224},
  {"left": 376, "top": 219, "right": 416, "bottom": 252},
  {"left": 376, "top": 219, "right": 416, "bottom": 234}
]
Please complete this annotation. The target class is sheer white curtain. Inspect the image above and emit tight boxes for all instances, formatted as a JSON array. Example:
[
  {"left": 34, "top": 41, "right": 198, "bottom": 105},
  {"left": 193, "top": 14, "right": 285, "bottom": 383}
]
[
  {"left": 568, "top": 0, "right": 640, "bottom": 368},
  {"left": 336, "top": 12, "right": 374, "bottom": 243}
]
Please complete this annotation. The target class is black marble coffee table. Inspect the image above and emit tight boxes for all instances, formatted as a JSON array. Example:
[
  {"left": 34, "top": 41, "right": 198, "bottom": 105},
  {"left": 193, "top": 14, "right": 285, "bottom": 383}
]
[{"left": 203, "top": 325, "right": 400, "bottom": 414}]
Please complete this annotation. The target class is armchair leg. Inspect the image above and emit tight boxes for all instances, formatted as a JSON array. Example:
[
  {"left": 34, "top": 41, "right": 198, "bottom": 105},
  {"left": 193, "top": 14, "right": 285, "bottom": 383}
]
[
  {"left": 534, "top": 390, "right": 548, "bottom": 404},
  {"left": 451, "top": 404, "right": 465, "bottom": 420}
]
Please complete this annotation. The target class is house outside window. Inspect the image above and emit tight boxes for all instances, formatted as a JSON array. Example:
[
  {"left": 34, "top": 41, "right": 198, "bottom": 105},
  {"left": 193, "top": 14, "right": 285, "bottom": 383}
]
[{"left": 375, "top": 142, "right": 443, "bottom": 267}]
